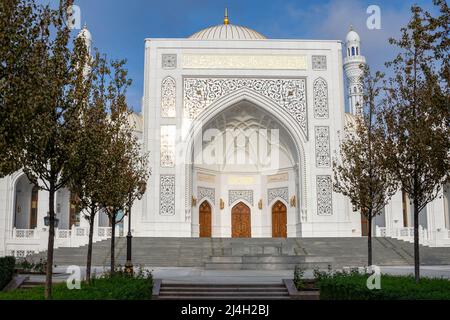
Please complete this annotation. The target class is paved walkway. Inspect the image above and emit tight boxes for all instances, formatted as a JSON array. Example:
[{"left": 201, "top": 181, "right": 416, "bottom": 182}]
[{"left": 31, "top": 265, "right": 450, "bottom": 284}]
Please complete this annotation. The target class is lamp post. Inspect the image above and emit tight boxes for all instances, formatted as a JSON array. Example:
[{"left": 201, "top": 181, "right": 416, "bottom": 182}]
[
  {"left": 124, "top": 181, "right": 146, "bottom": 275},
  {"left": 124, "top": 196, "right": 133, "bottom": 275}
]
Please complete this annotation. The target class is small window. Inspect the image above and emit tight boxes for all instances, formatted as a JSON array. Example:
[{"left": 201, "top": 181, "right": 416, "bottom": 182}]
[
  {"left": 348, "top": 48, "right": 350, "bottom": 56},
  {"left": 351, "top": 47, "right": 355, "bottom": 56},
  {"left": 356, "top": 47, "right": 359, "bottom": 55}
]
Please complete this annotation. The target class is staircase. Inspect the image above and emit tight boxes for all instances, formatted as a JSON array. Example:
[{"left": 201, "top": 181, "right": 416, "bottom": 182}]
[
  {"left": 205, "top": 255, "right": 332, "bottom": 270},
  {"left": 28, "top": 237, "right": 450, "bottom": 269},
  {"left": 19, "top": 278, "right": 43, "bottom": 290},
  {"left": 156, "top": 282, "right": 290, "bottom": 300}
]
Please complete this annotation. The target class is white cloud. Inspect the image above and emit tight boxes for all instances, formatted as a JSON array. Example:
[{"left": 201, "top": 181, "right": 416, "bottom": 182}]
[{"left": 281, "top": 0, "right": 436, "bottom": 73}]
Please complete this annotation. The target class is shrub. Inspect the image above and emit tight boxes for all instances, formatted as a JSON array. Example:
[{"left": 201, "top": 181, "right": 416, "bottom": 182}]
[
  {"left": 0, "top": 256, "right": 16, "bottom": 290},
  {"left": 315, "top": 269, "right": 450, "bottom": 300},
  {"left": 16, "top": 257, "right": 47, "bottom": 273},
  {"left": 294, "top": 265, "right": 306, "bottom": 290},
  {"left": 0, "top": 266, "right": 153, "bottom": 300}
]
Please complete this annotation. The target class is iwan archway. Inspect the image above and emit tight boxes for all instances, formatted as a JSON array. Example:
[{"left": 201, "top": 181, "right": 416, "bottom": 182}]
[{"left": 187, "top": 94, "right": 304, "bottom": 238}]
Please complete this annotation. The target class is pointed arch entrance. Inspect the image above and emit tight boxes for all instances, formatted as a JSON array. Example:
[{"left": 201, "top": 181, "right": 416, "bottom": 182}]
[
  {"left": 14, "top": 174, "right": 38, "bottom": 229},
  {"left": 272, "top": 200, "right": 287, "bottom": 238},
  {"left": 231, "top": 202, "right": 251, "bottom": 238},
  {"left": 186, "top": 91, "right": 306, "bottom": 238},
  {"left": 199, "top": 201, "right": 212, "bottom": 237}
]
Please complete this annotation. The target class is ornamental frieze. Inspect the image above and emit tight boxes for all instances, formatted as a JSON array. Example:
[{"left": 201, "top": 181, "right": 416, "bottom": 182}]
[{"left": 184, "top": 78, "right": 308, "bottom": 137}]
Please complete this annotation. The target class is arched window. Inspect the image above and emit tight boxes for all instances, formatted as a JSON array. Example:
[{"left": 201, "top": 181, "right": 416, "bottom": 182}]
[
  {"left": 351, "top": 47, "right": 355, "bottom": 56},
  {"left": 356, "top": 47, "right": 359, "bottom": 55},
  {"left": 347, "top": 48, "right": 350, "bottom": 56}
]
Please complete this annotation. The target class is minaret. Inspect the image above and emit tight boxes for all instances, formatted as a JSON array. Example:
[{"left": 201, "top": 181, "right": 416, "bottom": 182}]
[
  {"left": 77, "top": 24, "right": 92, "bottom": 55},
  {"left": 76, "top": 24, "right": 92, "bottom": 77},
  {"left": 343, "top": 26, "right": 366, "bottom": 115}
]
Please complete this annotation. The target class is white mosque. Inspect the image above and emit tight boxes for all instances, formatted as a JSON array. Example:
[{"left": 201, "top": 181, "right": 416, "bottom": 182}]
[{"left": 1, "top": 12, "right": 449, "bottom": 258}]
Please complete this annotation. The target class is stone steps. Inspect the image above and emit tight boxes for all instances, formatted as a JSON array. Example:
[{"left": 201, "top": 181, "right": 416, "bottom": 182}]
[
  {"left": 156, "top": 283, "right": 290, "bottom": 300},
  {"left": 205, "top": 255, "right": 333, "bottom": 270},
  {"left": 27, "top": 237, "right": 450, "bottom": 268}
]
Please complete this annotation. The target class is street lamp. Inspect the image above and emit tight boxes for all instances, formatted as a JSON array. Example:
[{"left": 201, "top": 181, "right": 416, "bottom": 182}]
[
  {"left": 124, "top": 181, "right": 147, "bottom": 275},
  {"left": 44, "top": 212, "right": 59, "bottom": 228}
]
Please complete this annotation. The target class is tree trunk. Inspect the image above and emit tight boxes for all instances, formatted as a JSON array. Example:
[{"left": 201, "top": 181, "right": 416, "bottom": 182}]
[
  {"left": 86, "top": 206, "right": 95, "bottom": 284},
  {"left": 110, "top": 214, "right": 115, "bottom": 275},
  {"left": 413, "top": 198, "right": 420, "bottom": 282},
  {"left": 45, "top": 185, "right": 55, "bottom": 300},
  {"left": 368, "top": 212, "right": 373, "bottom": 266}
]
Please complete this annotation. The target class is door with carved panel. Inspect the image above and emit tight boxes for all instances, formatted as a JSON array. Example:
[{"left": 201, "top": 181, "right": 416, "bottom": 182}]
[
  {"left": 199, "top": 201, "right": 212, "bottom": 237},
  {"left": 231, "top": 202, "right": 251, "bottom": 238},
  {"left": 272, "top": 201, "right": 287, "bottom": 238}
]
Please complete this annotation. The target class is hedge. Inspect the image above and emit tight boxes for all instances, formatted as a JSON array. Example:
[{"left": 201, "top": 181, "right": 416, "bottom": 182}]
[
  {"left": 0, "top": 269, "right": 153, "bottom": 300},
  {"left": 0, "top": 256, "right": 16, "bottom": 290},
  {"left": 315, "top": 270, "right": 450, "bottom": 300}
]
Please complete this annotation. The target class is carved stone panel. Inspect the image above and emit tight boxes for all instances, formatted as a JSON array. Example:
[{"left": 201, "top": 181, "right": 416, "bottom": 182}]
[
  {"left": 312, "top": 55, "right": 327, "bottom": 71},
  {"left": 198, "top": 187, "right": 215, "bottom": 205},
  {"left": 315, "top": 126, "right": 331, "bottom": 168},
  {"left": 317, "top": 175, "right": 332, "bottom": 216},
  {"left": 313, "top": 78, "right": 329, "bottom": 119},
  {"left": 160, "top": 175, "right": 175, "bottom": 216},
  {"left": 160, "top": 125, "right": 176, "bottom": 167},
  {"left": 162, "top": 54, "right": 177, "bottom": 69},
  {"left": 184, "top": 78, "right": 307, "bottom": 137},
  {"left": 182, "top": 54, "right": 307, "bottom": 70},
  {"left": 161, "top": 77, "right": 176, "bottom": 117},
  {"left": 229, "top": 190, "right": 254, "bottom": 206},
  {"left": 267, "top": 187, "right": 289, "bottom": 205},
  {"left": 267, "top": 173, "right": 289, "bottom": 183}
]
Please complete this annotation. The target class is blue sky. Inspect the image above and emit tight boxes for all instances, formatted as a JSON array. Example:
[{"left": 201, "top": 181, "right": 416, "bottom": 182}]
[{"left": 59, "top": 0, "right": 438, "bottom": 112}]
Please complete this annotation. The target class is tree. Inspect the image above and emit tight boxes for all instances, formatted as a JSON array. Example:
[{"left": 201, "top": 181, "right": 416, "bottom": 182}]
[
  {"left": 63, "top": 53, "right": 112, "bottom": 283},
  {"left": 92, "top": 60, "right": 149, "bottom": 275},
  {"left": 11, "top": 0, "right": 91, "bottom": 298},
  {"left": 99, "top": 125, "right": 149, "bottom": 275},
  {"left": 0, "top": 0, "right": 45, "bottom": 176},
  {"left": 382, "top": 3, "right": 450, "bottom": 282},
  {"left": 333, "top": 66, "right": 398, "bottom": 266}
]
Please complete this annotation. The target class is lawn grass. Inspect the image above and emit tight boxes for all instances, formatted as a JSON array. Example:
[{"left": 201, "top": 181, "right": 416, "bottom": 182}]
[
  {"left": 0, "top": 270, "right": 153, "bottom": 300},
  {"left": 315, "top": 269, "right": 450, "bottom": 300}
]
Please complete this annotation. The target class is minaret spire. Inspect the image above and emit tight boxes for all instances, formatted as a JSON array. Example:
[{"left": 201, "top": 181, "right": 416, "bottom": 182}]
[
  {"left": 224, "top": 8, "right": 229, "bottom": 25},
  {"left": 343, "top": 27, "right": 366, "bottom": 115}
]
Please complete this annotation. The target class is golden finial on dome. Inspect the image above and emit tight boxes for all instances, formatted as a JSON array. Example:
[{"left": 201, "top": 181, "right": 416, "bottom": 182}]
[
  {"left": 349, "top": 24, "right": 354, "bottom": 31},
  {"left": 224, "top": 8, "right": 229, "bottom": 25}
]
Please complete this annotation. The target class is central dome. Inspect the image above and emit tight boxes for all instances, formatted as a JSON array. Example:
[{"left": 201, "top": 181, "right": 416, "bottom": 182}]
[
  {"left": 189, "top": 24, "right": 266, "bottom": 40},
  {"left": 188, "top": 9, "right": 266, "bottom": 40}
]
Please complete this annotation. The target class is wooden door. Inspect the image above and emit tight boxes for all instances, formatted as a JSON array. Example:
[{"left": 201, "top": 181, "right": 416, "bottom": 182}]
[
  {"left": 402, "top": 190, "right": 408, "bottom": 227},
  {"left": 69, "top": 193, "right": 78, "bottom": 228},
  {"left": 231, "top": 202, "right": 251, "bottom": 238},
  {"left": 199, "top": 201, "right": 212, "bottom": 237},
  {"left": 272, "top": 201, "right": 287, "bottom": 238},
  {"left": 361, "top": 214, "right": 369, "bottom": 236},
  {"left": 29, "top": 186, "right": 38, "bottom": 229}
]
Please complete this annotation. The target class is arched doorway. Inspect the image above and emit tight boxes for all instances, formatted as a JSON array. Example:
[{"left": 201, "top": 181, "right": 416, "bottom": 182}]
[
  {"left": 231, "top": 202, "right": 251, "bottom": 238},
  {"left": 272, "top": 201, "right": 287, "bottom": 238},
  {"left": 187, "top": 98, "right": 305, "bottom": 238},
  {"left": 69, "top": 192, "right": 79, "bottom": 228},
  {"left": 199, "top": 201, "right": 212, "bottom": 237},
  {"left": 14, "top": 175, "right": 38, "bottom": 229}
]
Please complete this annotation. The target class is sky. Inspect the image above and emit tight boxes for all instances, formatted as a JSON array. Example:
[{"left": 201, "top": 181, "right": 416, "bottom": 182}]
[{"left": 54, "top": 0, "right": 440, "bottom": 112}]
